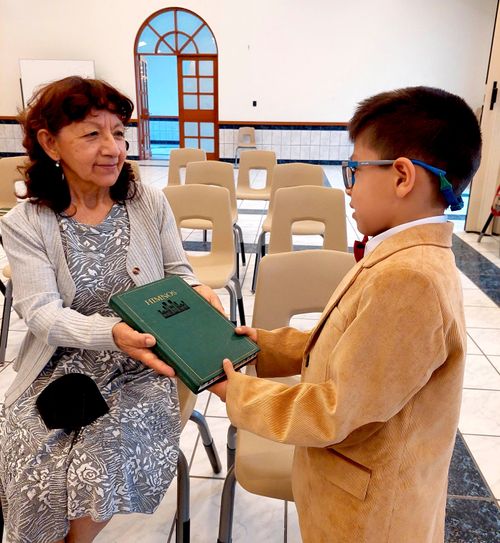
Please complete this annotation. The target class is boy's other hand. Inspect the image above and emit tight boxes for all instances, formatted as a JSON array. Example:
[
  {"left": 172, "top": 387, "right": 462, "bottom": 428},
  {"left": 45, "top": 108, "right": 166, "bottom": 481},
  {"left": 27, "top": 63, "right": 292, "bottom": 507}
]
[{"left": 209, "top": 359, "right": 235, "bottom": 402}]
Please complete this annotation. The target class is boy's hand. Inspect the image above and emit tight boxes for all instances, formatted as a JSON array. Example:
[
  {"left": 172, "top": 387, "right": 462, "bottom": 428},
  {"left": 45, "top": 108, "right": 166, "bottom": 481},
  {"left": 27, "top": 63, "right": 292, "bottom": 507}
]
[
  {"left": 209, "top": 359, "right": 235, "bottom": 402},
  {"left": 112, "top": 322, "right": 175, "bottom": 377},
  {"left": 234, "top": 325, "right": 258, "bottom": 343}
]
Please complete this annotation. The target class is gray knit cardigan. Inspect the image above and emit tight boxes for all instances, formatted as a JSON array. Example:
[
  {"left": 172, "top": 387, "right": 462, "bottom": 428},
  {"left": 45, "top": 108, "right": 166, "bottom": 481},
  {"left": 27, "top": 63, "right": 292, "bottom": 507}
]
[{"left": 1, "top": 183, "right": 198, "bottom": 407}]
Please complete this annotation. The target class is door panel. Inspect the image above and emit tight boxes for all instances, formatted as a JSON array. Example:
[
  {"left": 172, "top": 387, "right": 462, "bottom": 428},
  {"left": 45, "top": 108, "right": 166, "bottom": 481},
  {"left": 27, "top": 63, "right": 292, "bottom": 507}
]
[
  {"left": 138, "top": 57, "right": 152, "bottom": 159},
  {"left": 177, "top": 55, "right": 218, "bottom": 159}
]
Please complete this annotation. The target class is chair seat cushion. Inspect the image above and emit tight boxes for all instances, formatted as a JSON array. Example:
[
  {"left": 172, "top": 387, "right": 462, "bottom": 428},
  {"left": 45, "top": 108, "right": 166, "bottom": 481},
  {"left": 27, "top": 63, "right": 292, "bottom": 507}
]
[{"left": 236, "top": 188, "right": 271, "bottom": 200}]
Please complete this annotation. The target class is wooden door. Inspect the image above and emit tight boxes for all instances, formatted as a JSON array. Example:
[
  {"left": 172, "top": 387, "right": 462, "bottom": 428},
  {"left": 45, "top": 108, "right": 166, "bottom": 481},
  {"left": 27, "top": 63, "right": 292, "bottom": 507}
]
[
  {"left": 138, "top": 58, "right": 152, "bottom": 159},
  {"left": 177, "top": 55, "right": 218, "bottom": 159}
]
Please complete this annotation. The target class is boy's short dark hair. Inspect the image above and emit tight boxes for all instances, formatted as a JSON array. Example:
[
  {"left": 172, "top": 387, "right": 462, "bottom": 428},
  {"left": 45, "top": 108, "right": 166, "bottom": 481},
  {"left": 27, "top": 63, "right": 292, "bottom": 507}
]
[{"left": 349, "top": 86, "right": 482, "bottom": 196}]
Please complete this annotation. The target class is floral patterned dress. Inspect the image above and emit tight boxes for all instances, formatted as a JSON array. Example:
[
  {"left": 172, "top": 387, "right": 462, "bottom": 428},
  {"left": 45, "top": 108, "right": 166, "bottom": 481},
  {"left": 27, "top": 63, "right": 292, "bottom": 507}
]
[{"left": 0, "top": 204, "right": 180, "bottom": 543}]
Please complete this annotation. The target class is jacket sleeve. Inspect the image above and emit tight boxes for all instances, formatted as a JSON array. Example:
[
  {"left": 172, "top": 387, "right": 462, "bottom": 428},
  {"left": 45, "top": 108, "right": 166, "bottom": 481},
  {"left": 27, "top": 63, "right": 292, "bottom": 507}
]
[
  {"left": 1, "top": 209, "right": 121, "bottom": 350},
  {"left": 255, "top": 327, "right": 310, "bottom": 378},
  {"left": 226, "top": 268, "right": 447, "bottom": 447}
]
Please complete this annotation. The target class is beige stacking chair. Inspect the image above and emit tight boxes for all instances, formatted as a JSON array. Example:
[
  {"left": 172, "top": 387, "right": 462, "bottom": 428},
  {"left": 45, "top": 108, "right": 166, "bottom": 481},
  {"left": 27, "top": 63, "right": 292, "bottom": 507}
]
[
  {"left": 163, "top": 184, "right": 246, "bottom": 326},
  {"left": 184, "top": 161, "right": 246, "bottom": 275},
  {"left": 252, "top": 183, "right": 348, "bottom": 291},
  {"left": 235, "top": 150, "right": 276, "bottom": 201},
  {"left": 252, "top": 162, "right": 325, "bottom": 290},
  {"left": 126, "top": 159, "right": 141, "bottom": 182},
  {"left": 167, "top": 148, "right": 206, "bottom": 186},
  {"left": 234, "top": 127, "right": 257, "bottom": 167},
  {"left": 218, "top": 249, "right": 356, "bottom": 542},
  {"left": 0, "top": 155, "right": 28, "bottom": 215}
]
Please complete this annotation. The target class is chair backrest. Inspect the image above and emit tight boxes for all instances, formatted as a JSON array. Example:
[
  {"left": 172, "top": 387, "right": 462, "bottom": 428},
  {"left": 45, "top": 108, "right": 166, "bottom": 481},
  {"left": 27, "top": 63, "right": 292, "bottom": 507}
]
[
  {"left": 268, "top": 185, "right": 348, "bottom": 253},
  {"left": 237, "top": 127, "right": 256, "bottom": 146},
  {"left": 163, "top": 184, "right": 235, "bottom": 271},
  {"left": 268, "top": 162, "right": 324, "bottom": 216},
  {"left": 185, "top": 160, "right": 237, "bottom": 219},
  {"left": 126, "top": 159, "right": 141, "bottom": 182},
  {"left": 0, "top": 156, "right": 29, "bottom": 210},
  {"left": 167, "top": 148, "right": 206, "bottom": 186},
  {"left": 252, "top": 249, "right": 355, "bottom": 329},
  {"left": 237, "top": 150, "right": 276, "bottom": 193}
]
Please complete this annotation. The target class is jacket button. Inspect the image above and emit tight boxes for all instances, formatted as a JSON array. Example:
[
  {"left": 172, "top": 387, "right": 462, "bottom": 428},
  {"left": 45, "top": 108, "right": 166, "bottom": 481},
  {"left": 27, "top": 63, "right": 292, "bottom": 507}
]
[{"left": 132, "top": 266, "right": 140, "bottom": 275}]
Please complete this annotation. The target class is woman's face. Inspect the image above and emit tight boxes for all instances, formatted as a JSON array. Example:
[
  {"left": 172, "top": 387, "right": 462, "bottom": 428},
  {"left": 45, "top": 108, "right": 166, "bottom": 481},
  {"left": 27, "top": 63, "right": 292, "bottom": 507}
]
[{"left": 47, "top": 109, "right": 127, "bottom": 190}]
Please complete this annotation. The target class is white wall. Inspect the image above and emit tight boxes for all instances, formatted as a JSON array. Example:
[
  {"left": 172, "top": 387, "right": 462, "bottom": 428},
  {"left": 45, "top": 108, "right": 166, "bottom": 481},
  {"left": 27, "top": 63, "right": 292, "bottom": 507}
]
[{"left": 0, "top": 0, "right": 496, "bottom": 121}]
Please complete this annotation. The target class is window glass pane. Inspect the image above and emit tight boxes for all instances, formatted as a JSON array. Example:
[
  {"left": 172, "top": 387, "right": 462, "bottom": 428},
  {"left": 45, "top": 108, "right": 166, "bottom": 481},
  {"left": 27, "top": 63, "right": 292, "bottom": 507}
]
[
  {"left": 150, "top": 11, "right": 174, "bottom": 36},
  {"left": 200, "top": 138, "right": 214, "bottom": 153},
  {"left": 193, "top": 26, "right": 217, "bottom": 54},
  {"left": 177, "top": 33, "right": 189, "bottom": 50},
  {"left": 165, "top": 33, "right": 176, "bottom": 50},
  {"left": 183, "top": 78, "right": 197, "bottom": 92},
  {"left": 177, "top": 10, "right": 203, "bottom": 36},
  {"left": 184, "top": 122, "right": 198, "bottom": 137},
  {"left": 199, "top": 95, "right": 214, "bottom": 110},
  {"left": 137, "top": 26, "right": 158, "bottom": 53},
  {"left": 182, "top": 60, "right": 196, "bottom": 76},
  {"left": 182, "top": 41, "right": 197, "bottom": 54},
  {"left": 185, "top": 138, "right": 199, "bottom": 148},
  {"left": 199, "top": 60, "right": 214, "bottom": 76},
  {"left": 157, "top": 39, "right": 173, "bottom": 54},
  {"left": 199, "top": 78, "right": 214, "bottom": 93},
  {"left": 183, "top": 95, "right": 198, "bottom": 109},
  {"left": 200, "top": 122, "right": 214, "bottom": 137}
]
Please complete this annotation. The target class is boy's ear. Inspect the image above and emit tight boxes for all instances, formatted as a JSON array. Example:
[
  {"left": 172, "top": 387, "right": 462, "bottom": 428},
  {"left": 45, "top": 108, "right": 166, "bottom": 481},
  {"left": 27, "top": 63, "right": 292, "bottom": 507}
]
[
  {"left": 37, "top": 129, "right": 60, "bottom": 162},
  {"left": 392, "top": 157, "right": 417, "bottom": 199}
]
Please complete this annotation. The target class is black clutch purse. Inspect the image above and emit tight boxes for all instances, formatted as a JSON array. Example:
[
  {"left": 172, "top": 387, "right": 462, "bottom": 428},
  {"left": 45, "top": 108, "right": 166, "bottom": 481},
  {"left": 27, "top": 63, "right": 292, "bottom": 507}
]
[{"left": 36, "top": 373, "right": 109, "bottom": 434}]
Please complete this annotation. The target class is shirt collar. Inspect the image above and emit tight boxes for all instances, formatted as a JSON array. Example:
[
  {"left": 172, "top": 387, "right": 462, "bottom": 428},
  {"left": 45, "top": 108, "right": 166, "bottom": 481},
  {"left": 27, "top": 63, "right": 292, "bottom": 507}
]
[{"left": 365, "top": 215, "right": 448, "bottom": 256}]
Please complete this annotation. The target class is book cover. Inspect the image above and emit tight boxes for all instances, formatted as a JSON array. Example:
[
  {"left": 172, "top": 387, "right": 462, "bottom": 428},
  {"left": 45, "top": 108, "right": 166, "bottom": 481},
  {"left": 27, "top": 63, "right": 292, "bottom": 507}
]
[{"left": 109, "top": 276, "right": 259, "bottom": 393}]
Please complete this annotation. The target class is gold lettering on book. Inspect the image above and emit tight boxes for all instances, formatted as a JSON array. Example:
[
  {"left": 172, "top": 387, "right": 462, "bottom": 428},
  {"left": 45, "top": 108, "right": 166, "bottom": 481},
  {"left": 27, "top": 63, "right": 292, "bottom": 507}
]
[{"left": 144, "top": 290, "right": 177, "bottom": 306}]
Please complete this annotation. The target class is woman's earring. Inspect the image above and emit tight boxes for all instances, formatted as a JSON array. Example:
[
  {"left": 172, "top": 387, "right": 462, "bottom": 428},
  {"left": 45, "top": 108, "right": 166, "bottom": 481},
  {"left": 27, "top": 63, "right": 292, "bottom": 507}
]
[{"left": 55, "top": 160, "right": 60, "bottom": 168}]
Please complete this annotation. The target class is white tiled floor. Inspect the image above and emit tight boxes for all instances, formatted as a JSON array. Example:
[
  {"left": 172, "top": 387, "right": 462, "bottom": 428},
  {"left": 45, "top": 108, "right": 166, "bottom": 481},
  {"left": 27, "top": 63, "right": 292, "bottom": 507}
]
[{"left": 0, "top": 162, "right": 499, "bottom": 541}]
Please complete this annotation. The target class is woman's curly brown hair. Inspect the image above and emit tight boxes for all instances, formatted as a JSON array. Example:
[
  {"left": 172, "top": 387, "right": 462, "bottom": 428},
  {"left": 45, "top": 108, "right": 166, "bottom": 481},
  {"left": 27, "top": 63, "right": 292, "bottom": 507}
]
[{"left": 18, "top": 76, "right": 137, "bottom": 213}]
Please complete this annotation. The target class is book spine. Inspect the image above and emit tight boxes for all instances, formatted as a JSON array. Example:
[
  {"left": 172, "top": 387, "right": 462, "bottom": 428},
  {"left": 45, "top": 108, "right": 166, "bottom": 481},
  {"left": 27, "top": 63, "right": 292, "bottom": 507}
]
[{"left": 109, "top": 297, "right": 199, "bottom": 394}]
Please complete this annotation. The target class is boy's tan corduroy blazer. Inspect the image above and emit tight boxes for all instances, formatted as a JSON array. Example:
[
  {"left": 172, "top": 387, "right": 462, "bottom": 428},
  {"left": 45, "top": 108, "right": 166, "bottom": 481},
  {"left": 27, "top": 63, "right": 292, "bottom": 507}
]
[{"left": 226, "top": 222, "right": 466, "bottom": 543}]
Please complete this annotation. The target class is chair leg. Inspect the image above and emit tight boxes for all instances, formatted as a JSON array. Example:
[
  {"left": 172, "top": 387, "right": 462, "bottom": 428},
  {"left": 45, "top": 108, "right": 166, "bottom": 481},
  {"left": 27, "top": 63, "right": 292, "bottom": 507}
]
[
  {"left": 224, "top": 285, "right": 237, "bottom": 325},
  {"left": 189, "top": 410, "right": 222, "bottom": 473},
  {"left": 231, "top": 276, "right": 246, "bottom": 326},
  {"left": 226, "top": 424, "right": 237, "bottom": 471},
  {"left": 478, "top": 212, "right": 494, "bottom": 242},
  {"left": 176, "top": 450, "right": 190, "bottom": 543},
  {"left": 217, "top": 464, "right": 237, "bottom": 543},
  {"left": 234, "top": 224, "right": 246, "bottom": 266},
  {"left": 251, "top": 232, "right": 266, "bottom": 293},
  {"left": 0, "top": 279, "right": 13, "bottom": 365}
]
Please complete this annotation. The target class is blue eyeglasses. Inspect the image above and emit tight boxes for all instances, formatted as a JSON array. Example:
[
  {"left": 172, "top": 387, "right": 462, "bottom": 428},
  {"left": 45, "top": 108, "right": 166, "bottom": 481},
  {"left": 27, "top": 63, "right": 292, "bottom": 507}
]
[{"left": 341, "top": 158, "right": 464, "bottom": 211}]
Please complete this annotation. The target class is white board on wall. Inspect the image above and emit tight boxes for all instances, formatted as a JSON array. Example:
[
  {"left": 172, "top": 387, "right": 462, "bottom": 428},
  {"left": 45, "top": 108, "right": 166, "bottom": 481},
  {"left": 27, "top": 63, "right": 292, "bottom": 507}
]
[{"left": 19, "top": 59, "right": 95, "bottom": 107}]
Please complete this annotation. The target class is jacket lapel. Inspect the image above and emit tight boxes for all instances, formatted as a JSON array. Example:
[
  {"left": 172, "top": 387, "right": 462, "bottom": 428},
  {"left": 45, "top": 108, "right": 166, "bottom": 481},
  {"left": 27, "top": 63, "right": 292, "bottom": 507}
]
[{"left": 303, "top": 223, "right": 454, "bottom": 357}]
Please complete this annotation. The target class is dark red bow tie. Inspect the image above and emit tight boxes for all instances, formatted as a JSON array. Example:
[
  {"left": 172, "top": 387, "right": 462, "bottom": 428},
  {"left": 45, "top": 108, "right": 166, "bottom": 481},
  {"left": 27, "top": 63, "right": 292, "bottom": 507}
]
[{"left": 353, "top": 235, "right": 369, "bottom": 262}]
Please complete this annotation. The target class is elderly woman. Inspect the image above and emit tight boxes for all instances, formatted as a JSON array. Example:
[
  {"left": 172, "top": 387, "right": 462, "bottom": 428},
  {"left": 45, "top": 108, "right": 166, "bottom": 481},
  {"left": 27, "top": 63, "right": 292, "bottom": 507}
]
[{"left": 0, "top": 76, "right": 221, "bottom": 543}]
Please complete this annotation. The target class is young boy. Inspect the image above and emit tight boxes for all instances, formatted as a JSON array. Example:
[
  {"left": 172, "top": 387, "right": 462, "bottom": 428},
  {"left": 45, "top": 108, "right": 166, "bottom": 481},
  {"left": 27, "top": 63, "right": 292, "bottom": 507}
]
[{"left": 210, "top": 87, "right": 482, "bottom": 542}]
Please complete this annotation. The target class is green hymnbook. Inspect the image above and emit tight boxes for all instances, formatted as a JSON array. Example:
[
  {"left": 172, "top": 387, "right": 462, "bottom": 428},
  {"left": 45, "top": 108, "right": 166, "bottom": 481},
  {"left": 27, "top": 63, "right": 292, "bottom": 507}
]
[{"left": 109, "top": 276, "right": 259, "bottom": 393}]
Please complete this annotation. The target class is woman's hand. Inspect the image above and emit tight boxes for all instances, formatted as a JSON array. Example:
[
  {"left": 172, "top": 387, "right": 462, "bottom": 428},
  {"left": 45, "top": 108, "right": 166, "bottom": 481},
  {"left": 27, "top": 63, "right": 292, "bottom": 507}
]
[
  {"left": 112, "top": 322, "right": 175, "bottom": 377},
  {"left": 193, "top": 284, "right": 225, "bottom": 315}
]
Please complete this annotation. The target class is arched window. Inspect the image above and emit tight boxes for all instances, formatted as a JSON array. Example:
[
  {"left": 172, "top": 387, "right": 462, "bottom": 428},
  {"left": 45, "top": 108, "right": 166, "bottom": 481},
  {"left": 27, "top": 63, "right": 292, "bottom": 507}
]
[{"left": 135, "top": 8, "right": 218, "bottom": 159}]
